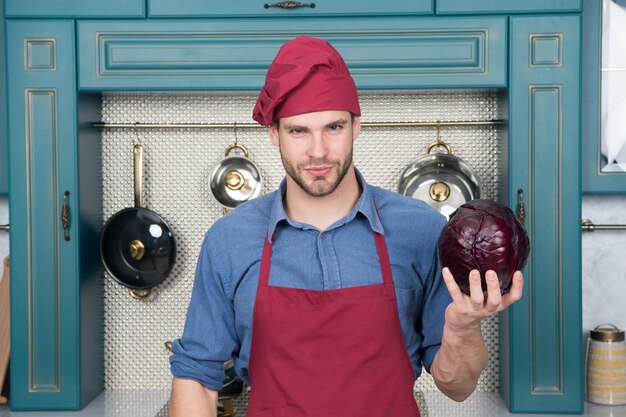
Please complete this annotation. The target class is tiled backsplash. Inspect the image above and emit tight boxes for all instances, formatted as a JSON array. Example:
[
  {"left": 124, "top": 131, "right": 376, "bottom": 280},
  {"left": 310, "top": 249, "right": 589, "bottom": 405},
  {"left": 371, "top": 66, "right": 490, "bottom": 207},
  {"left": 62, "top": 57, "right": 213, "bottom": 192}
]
[{"left": 100, "top": 91, "right": 503, "bottom": 393}]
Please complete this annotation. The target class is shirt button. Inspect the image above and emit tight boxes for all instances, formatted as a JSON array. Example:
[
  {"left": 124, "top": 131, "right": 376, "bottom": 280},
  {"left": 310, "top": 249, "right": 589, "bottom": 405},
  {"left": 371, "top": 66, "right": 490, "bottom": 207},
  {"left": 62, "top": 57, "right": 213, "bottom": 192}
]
[{"left": 320, "top": 232, "right": 326, "bottom": 240}]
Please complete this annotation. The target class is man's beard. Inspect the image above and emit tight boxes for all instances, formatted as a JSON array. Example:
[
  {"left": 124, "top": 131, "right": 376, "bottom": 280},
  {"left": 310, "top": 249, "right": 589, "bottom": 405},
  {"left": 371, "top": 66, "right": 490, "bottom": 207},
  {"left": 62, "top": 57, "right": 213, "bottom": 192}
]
[{"left": 280, "top": 150, "right": 353, "bottom": 197}]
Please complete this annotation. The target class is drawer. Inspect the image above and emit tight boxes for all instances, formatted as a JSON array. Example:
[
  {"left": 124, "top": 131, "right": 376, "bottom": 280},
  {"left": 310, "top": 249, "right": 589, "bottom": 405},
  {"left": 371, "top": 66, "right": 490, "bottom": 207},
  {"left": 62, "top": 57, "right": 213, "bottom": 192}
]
[
  {"left": 5, "top": 0, "right": 145, "bottom": 18},
  {"left": 148, "top": 0, "right": 433, "bottom": 18},
  {"left": 436, "top": 0, "right": 581, "bottom": 15},
  {"left": 78, "top": 17, "right": 506, "bottom": 91}
]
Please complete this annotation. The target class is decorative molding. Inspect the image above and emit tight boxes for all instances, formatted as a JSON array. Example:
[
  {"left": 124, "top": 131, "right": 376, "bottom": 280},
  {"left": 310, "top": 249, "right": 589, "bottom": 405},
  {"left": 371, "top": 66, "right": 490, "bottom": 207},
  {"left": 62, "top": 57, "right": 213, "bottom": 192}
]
[
  {"left": 528, "top": 85, "right": 564, "bottom": 394},
  {"left": 96, "top": 31, "right": 487, "bottom": 75},
  {"left": 25, "top": 89, "right": 61, "bottom": 392},
  {"left": 529, "top": 34, "right": 563, "bottom": 67},
  {"left": 24, "top": 39, "right": 56, "bottom": 71}
]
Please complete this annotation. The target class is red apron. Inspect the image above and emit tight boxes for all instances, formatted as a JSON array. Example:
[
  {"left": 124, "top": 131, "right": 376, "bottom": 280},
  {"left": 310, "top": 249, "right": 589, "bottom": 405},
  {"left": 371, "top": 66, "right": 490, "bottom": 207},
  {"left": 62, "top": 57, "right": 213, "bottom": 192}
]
[{"left": 246, "top": 225, "right": 421, "bottom": 417}]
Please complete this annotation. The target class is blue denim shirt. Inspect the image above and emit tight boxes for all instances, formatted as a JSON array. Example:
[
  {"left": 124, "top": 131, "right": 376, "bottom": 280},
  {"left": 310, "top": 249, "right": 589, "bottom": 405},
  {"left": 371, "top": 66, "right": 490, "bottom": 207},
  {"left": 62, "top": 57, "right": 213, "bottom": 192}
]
[{"left": 169, "top": 168, "right": 451, "bottom": 390}]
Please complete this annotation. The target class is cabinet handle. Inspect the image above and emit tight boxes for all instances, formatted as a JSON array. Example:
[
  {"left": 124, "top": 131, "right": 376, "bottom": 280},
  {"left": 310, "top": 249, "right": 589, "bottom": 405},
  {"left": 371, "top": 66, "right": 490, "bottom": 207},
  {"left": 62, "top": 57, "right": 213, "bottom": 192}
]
[
  {"left": 264, "top": 1, "right": 316, "bottom": 9},
  {"left": 62, "top": 191, "right": 70, "bottom": 241},
  {"left": 516, "top": 188, "right": 526, "bottom": 223}
]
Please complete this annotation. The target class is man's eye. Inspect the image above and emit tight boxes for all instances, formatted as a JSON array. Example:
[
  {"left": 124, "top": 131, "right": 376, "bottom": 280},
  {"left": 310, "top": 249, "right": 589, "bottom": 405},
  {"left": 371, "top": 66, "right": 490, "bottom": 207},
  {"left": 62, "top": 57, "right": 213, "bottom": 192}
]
[
  {"left": 289, "top": 128, "right": 305, "bottom": 135},
  {"left": 328, "top": 124, "right": 343, "bottom": 131}
]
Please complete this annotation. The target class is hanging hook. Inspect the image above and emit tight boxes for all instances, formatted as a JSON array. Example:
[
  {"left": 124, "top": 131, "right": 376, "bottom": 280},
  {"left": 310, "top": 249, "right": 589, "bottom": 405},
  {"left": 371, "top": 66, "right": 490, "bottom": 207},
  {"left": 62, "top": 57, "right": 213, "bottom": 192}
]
[
  {"left": 133, "top": 122, "right": 141, "bottom": 145},
  {"left": 426, "top": 121, "right": 452, "bottom": 155},
  {"left": 233, "top": 122, "right": 239, "bottom": 146}
]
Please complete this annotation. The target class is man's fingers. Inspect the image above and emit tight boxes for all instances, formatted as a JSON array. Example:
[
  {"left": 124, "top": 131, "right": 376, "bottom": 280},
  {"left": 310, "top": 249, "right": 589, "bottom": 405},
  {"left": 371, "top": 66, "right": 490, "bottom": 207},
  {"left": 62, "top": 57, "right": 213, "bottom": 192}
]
[
  {"left": 468, "top": 270, "right": 484, "bottom": 307},
  {"left": 484, "top": 270, "right": 502, "bottom": 313},
  {"left": 500, "top": 271, "right": 524, "bottom": 309},
  {"left": 442, "top": 267, "right": 464, "bottom": 303}
]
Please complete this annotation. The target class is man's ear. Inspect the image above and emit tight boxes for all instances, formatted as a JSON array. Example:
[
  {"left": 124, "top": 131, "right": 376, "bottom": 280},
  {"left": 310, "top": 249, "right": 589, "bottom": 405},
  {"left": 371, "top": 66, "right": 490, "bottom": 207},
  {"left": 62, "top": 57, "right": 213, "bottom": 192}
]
[
  {"left": 269, "top": 123, "right": 280, "bottom": 147},
  {"left": 352, "top": 116, "right": 361, "bottom": 141}
]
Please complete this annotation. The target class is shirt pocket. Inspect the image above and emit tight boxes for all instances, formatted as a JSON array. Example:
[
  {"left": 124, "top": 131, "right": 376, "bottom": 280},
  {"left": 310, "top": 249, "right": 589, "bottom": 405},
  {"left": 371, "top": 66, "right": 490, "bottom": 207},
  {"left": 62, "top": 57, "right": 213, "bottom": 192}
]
[{"left": 395, "top": 287, "right": 423, "bottom": 315}]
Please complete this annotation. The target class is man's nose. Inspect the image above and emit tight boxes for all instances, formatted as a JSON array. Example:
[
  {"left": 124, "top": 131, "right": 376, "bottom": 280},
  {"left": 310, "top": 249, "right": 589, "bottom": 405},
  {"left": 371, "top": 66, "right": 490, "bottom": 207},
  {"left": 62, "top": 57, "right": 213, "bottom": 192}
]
[{"left": 307, "top": 132, "right": 328, "bottom": 159}]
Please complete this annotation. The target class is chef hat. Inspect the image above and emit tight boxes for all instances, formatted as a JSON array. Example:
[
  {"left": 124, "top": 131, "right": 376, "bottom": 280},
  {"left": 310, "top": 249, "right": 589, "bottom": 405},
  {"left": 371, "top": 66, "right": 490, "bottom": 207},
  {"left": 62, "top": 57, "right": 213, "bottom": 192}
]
[{"left": 252, "top": 36, "right": 361, "bottom": 126}]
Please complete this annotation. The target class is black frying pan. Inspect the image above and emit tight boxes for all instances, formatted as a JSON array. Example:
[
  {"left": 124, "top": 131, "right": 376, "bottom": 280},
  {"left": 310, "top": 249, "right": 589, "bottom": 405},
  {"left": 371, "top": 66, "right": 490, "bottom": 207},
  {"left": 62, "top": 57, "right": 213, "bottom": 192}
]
[{"left": 100, "top": 144, "right": 176, "bottom": 299}]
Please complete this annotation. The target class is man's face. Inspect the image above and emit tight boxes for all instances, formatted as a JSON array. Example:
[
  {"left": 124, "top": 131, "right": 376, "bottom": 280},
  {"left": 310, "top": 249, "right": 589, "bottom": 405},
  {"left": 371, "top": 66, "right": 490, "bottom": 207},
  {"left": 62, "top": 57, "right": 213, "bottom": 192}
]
[{"left": 270, "top": 110, "right": 361, "bottom": 197}]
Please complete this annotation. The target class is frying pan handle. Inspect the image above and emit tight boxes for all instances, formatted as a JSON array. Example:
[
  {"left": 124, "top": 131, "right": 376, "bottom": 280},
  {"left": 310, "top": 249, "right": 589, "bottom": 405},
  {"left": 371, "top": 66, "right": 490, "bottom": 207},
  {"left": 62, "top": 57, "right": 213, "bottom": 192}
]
[
  {"left": 134, "top": 145, "right": 143, "bottom": 208},
  {"left": 130, "top": 287, "right": 152, "bottom": 300}
]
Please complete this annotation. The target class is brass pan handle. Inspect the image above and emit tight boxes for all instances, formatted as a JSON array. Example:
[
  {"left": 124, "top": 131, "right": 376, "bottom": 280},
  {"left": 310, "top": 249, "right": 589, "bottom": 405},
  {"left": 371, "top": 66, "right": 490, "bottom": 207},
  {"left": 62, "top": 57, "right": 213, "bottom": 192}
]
[
  {"left": 134, "top": 144, "right": 144, "bottom": 208},
  {"left": 130, "top": 287, "right": 152, "bottom": 300},
  {"left": 224, "top": 143, "right": 249, "bottom": 157},
  {"left": 426, "top": 140, "right": 452, "bottom": 155}
]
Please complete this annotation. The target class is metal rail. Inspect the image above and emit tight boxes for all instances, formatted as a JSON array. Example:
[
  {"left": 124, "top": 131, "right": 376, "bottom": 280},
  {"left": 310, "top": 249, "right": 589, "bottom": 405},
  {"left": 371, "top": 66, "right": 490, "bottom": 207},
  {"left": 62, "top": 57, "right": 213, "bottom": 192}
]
[
  {"left": 93, "top": 120, "right": 505, "bottom": 129},
  {"left": 582, "top": 219, "right": 626, "bottom": 232}
]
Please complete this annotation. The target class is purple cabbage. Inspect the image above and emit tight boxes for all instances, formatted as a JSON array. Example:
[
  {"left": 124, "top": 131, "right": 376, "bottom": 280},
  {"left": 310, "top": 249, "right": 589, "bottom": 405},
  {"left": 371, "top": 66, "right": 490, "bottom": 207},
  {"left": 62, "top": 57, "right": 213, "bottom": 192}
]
[{"left": 438, "top": 199, "right": 530, "bottom": 295}]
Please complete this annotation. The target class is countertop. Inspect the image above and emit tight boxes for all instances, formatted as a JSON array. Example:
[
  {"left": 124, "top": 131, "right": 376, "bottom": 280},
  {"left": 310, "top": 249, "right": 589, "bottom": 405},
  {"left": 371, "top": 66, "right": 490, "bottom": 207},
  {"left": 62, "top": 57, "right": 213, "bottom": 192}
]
[{"left": 1, "top": 390, "right": 626, "bottom": 417}]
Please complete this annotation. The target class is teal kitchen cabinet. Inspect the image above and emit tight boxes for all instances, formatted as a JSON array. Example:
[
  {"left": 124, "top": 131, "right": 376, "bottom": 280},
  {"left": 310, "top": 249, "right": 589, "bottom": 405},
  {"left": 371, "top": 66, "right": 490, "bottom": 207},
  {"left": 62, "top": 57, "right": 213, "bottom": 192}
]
[
  {"left": 500, "top": 15, "right": 583, "bottom": 413},
  {"left": 436, "top": 0, "right": 581, "bottom": 14},
  {"left": 77, "top": 17, "right": 505, "bottom": 90},
  {"left": 581, "top": 0, "right": 626, "bottom": 193},
  {"left": 148, "top": 0, "right": 433, "bottom": 18},
  {"left": 6, "top": 6, "right": 583, "bottom": 414},
  {"left": 5, "top": 0, "right": 145, "bottom": 18},
  {"left": 6, "top": 20, "right": 103, "bottom": 410}
]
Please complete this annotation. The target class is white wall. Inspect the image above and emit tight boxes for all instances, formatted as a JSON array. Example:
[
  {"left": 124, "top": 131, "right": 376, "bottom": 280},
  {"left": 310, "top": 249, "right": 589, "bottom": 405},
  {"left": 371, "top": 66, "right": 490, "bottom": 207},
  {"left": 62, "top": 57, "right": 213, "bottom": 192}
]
[{"left": 582, "top": 195, "right": 626, "bottom": 337}]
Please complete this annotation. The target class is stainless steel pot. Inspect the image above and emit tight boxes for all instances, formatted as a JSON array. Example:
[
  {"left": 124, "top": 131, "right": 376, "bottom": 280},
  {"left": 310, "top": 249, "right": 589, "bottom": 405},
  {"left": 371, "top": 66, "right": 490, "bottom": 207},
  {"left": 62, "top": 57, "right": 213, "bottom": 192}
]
[
  {"left": 210, "top": 143, "right": 262, "bottom": 211},
  {"left": 398, "top": 141, "right": 481, "bottom": 218}
]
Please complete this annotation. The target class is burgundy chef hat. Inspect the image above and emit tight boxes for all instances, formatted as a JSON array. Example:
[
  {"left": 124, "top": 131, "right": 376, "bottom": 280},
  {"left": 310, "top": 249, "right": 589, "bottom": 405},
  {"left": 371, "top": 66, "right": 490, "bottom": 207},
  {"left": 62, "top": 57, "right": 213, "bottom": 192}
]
[{"left": 252, "top": 35, "right": 361, "bottom": 126}]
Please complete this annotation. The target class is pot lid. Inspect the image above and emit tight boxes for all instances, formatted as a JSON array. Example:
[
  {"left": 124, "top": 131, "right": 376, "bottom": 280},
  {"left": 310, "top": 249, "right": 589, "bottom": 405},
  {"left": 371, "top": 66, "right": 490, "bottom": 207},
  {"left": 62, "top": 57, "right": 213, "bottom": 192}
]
[
  {"left": 398, "top": 153, "right": 481, "bottom": 218},
  {"left": 100, "top": 207, "right": 177, "bottom": 289},
  {"left": 210, "top": 155, "right": 262, "bottom": 209}
]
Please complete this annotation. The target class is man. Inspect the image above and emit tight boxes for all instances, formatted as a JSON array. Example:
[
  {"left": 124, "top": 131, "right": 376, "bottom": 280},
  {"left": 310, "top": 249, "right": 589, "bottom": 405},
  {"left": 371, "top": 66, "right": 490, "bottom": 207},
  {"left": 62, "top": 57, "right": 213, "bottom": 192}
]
[{"left": 169, "top": 35, "right": 523, "bottom": 417}]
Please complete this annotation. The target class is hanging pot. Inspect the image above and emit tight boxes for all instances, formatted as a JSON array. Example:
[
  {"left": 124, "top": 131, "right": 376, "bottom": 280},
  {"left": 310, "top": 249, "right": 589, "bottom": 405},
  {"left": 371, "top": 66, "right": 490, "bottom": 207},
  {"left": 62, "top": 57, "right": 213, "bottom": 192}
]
[
  {"left": 398, "top": 140, "right": 481, "bottom": 218},
  {"left": 100, "top": 144, "right": 177, "bottom": 299},
  {"left": 210, "top": 143, "right": 262, "bottom": 212}
]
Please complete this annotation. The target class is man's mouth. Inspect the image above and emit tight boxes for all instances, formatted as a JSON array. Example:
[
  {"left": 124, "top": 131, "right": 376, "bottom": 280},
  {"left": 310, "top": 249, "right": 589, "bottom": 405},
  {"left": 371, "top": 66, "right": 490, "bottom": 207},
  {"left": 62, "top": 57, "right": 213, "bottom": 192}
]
[{"left": 305, "top": 166, "right": 332, "bottom": 177}]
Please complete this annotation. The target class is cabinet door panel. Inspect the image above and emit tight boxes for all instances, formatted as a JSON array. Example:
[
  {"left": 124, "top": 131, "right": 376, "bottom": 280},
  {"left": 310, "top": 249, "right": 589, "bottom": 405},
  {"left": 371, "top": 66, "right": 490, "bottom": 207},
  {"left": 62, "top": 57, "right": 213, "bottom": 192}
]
[
  {"left": 581, "top": 0, "right": 626, "bottom": 193},
  {"left": 149, "top": 0, "right": 433, "bottom": 17},
  {"left": 501, "top": 15, "right": 582, "bottom": 414},
  {"left": 5, "top": 0, "right": 145, "bottom": 17},
  {"left": 7, "top": 20, "right": 103, "bottom": 411},
  {"left": 436, "top": 0, "right": 581, "bottom": 14}
]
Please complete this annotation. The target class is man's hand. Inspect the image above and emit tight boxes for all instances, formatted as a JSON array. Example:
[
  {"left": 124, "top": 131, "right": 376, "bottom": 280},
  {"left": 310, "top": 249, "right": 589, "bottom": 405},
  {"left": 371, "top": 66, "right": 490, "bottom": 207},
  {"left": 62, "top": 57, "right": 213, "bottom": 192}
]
[
  {"left": 430, "top": 268, "right": 524, "bottom": 402},
  {"left": 441, "top": 267, "right": 524, "bottom": 333}
]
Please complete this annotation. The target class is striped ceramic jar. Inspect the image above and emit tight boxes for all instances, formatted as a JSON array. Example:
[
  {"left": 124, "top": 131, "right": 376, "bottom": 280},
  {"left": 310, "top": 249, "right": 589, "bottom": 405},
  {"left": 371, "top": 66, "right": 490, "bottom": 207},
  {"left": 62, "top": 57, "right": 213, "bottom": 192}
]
[{"left": 586, "top": 324, "right": 626, "bottom": 405}]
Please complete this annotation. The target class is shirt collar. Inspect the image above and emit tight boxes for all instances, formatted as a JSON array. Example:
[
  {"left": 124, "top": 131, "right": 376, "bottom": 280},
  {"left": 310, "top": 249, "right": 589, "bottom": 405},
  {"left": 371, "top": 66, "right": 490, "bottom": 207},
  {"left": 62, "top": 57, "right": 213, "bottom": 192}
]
[{"left": 267, "top": 167, "right": 385, "bottom": 243}]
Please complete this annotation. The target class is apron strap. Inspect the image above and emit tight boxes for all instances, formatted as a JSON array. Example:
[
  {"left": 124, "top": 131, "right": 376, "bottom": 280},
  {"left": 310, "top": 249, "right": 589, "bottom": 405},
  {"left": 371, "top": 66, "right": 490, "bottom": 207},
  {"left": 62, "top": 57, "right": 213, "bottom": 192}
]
[
  {"left": 373, "top": 232, "right": 394, "bottom": 286},
  {"left": 259, "top": 233, "right": 273, "bottom": 287}
]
